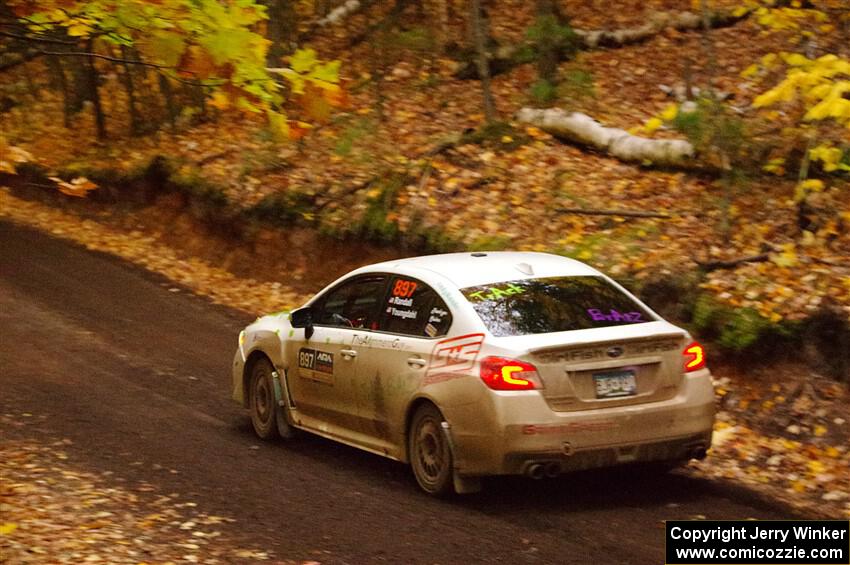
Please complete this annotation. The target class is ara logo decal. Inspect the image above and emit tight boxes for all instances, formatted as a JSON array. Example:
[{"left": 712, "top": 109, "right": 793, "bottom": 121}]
[{"left": 424, "top": 333, "right": 485, "bottom": 385}]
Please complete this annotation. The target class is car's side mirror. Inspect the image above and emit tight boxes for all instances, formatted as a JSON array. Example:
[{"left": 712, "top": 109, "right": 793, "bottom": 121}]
[{"left": 290, "top": 307, "right": 314, "bottom": 340}]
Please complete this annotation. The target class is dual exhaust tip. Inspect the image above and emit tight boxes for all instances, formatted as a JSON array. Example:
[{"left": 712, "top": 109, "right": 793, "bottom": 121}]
[
  {"left": 524, "top": 444, "right": 708, "bottom": 479},
  {"left": 526, "top": 461, "right": 562, "bottom": 480}
]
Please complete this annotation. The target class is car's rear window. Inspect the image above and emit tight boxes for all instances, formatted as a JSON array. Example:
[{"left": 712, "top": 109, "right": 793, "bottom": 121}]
[{"left": 461, "top": 276, "right": 653, "bottom": 337}]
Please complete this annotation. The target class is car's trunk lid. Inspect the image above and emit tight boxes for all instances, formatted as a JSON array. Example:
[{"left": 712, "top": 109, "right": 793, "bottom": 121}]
[{"left": 512, "top": 322, "right": 688, "bottom": 412}]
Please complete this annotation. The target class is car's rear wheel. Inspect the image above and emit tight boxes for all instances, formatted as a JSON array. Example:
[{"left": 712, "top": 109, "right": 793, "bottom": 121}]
[
  {"left": 250, "top": 358, "right": 279, "bottom": 440},
  {"left": 409, "top": 403, "right": 453, "bottom": 496}
]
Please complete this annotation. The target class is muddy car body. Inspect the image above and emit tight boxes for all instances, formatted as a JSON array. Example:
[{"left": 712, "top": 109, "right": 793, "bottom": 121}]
[{"left": 232, "top": 252, "right": 715, "bottom": 494}]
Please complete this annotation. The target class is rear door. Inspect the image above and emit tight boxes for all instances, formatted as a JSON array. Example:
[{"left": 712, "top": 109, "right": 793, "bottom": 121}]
[{"left": 352, "top": 275, "right": 454, "bottom": 447}]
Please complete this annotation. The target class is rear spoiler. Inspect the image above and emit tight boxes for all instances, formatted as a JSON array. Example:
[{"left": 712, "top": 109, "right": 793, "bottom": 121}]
[{"left": 528, "top": 332, "right": 686, "bottom": 356}]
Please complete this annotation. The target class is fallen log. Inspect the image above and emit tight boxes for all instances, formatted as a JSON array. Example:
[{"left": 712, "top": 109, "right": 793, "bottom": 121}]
[
  {"left": 298, "top": 0, "right": 378, "bottom": 42},
  {"left": 576, "top": 9, "right": 748, "bottom": 49},
  {"left": 696, "top": 253, "right": 770, "bottom": 271},
  {"left": 455, "top": 7, "right": 752, "bottom": 79},
  {"left": 516, "top": 108, "right": 695, "bottom": 167}
]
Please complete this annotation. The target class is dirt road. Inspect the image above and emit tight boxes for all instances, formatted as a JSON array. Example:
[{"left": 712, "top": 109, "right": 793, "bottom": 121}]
[{"left": 0, "top": 220, "right": 795, "bottom": 564}]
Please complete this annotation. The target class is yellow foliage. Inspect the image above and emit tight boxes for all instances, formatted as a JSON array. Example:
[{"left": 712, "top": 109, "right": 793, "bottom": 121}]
[
  {"left": 209, "top": 91, "right": 230, "bottom": 111},
  {"left": 266, "top": 110, "right": 290, "bottom": 141},
  {"left": 771, "top": 243, "right": 798, "bottom": 267},
  {"left": 762, "top": 157, "right": 786, "bottom": 176},
  {"left": 740, "top": 63, "right": 760, "bottom": 78},
  {"left": 809, "top": 144, "right": 848, "bottom": 172},
  {"left": 807, "top": 459, "right": 826, "bottom": 475},
  {"left": 660, "top": 103, "right": 678, "bottom": 122},
  {"left": 781, "top": 52, "right": 809, "bottom": 67},
  {"left": 643, "top": 117, "right": 663, "bottom": 133},
  {"left": 794, "top": 178, "right": 825, "bottom": 202},
  {"left": 753, "top": 52, "right": 850, "bottom": 129}
]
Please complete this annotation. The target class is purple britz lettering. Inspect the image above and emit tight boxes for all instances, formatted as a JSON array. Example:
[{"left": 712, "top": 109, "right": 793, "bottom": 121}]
[
  {"left": 587, "top": 309, "right": 644, "bottom": 323},
  {"left": 587, "top": 308, "right": 607, "bottom": 321}
]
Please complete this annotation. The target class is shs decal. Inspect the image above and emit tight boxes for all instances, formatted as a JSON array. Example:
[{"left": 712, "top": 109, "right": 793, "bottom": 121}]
[
  {"left": 424, "top": 333, "right": 485, "bottom": 385},
  {"left": 298, "top": 348, "right": 334, "bottom": 384}
]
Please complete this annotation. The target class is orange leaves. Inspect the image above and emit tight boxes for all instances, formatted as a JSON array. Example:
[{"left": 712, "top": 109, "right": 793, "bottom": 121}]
[
  {"left": 176, "top": 46, "right": 217, "bottom": 79},
  {"left": 287, "top": 120, "right": 313, "bottom": 142},
  {"left": 299, "top": 84, "right": 333, "bottom": 124},
  {"left": 48, "top": 176, "right": 98, "bottom": 198}
]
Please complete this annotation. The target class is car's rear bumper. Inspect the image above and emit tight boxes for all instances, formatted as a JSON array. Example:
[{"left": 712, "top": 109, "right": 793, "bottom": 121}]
[{"left": 446, "top": 369, "right": 715, "bottom": 476}]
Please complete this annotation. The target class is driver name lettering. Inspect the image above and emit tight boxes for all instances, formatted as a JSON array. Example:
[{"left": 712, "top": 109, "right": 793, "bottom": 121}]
[
  {"left": 389, "top": 296, "right": 414, "bottom": 307},
  {"left": 466, "top": 283, "right": 526, "bottom": 302},
  {"left": 587, "top": 308, "right": 643, "bottom": 323},
  {"left": 387, "top": 307, "right": 417, "bottom": 320}
]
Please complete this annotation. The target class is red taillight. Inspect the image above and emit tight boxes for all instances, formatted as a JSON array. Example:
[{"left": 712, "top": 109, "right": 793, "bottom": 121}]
[
  {"left": 479, "top": 357, "right": 541, "bottom": 391},
  {"left": 683, "top": 341, "right": 706, "bottom": 372}
]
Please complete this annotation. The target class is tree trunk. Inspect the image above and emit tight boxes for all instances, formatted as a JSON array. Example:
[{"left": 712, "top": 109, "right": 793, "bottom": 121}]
[
  {"left": 119, "top": 45, "right": 142, "bottom": 135},
  {"left": 470, "top": 0, "right": 495, "bottom": 123},
  {"left": 263, "top": 0, "right": 297, "bottom": 66},
  {"left": 431, "top": 0, "right": 450, "bottom": 53},
  {"left": 158, "top": 74, "right": 177, "bottom": 130},
  {"left": 534, "top": 0, "right": 559, "bottom": 84},
  {"left": 315, "top": 0, "right": 331, "bottom": 18},
  {"left": 84, "top": 40, "right": 107, "bottom": 140},
  {"left": 46, "top": 55, "right": 72, "bottom": 128},
  {"left": 68, "top": 56, "right": 89, "bottom": 114},
  {"left": 369, "top": 17, "right": 387, "bottom": 121}
]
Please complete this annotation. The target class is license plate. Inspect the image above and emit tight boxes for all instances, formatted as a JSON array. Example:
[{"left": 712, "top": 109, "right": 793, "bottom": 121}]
[{"left": 593, "top": 370, "right": 637, "bottom": 398}]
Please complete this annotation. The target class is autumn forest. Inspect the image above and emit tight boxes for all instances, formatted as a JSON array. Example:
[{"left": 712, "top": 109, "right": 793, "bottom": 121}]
[{"left": 1, "top": 0, "right": 849, "bottom": 547}]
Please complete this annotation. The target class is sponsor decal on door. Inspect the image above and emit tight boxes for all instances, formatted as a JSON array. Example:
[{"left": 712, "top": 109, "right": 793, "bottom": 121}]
[{"left": 298, "top": 348, "right": 334, "bottom": 384}]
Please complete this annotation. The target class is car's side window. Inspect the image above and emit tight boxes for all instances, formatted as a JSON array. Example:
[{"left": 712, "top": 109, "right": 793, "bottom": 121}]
[
  {"left": 379, "top": 276, "right": 453, "bottom": 338},
  {"left": 313, "top": 276, "right": 387, "bottom": 330}
]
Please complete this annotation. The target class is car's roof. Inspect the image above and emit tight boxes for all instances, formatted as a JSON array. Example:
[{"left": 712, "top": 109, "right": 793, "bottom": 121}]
[{"left": 359, "top": 251, "right": 600, "bottom": 288}]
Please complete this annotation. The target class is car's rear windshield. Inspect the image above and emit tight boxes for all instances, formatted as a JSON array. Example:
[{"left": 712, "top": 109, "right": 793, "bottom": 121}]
[{"left": 461, "top": 276, "right": 653, "bottom": 337}]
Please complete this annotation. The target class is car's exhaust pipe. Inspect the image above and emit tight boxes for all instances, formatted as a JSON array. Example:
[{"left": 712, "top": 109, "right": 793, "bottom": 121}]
[
  {"left": 526, "top": 463, "right": 546, "bottom": 480},
  {"left": 689, "top": 445, "right": 708, "bottom": 460},
  {"left": 544, "top": 462, "right": 561, "bottom": 478}
]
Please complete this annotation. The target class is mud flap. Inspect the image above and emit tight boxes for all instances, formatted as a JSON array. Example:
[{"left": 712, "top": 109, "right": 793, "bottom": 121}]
[
  {"left": 271, "top": 370, "right": 297, "bottom": 439},
  {"left": 440, "top": 421, "right": 482, "bottom": 494}
]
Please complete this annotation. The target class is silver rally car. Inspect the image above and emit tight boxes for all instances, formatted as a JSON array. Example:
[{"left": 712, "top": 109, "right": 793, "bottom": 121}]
[{"left": 232, "top": 252, "right": 714, "bottom": 495}]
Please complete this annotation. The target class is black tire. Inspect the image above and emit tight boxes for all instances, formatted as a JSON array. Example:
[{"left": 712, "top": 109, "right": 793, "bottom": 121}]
[
  {"left": 409, "top": 403, "right": 454, "bottom": 496},
  {"left": 249, "top": 358, "right": 279, "bottom": 440}
]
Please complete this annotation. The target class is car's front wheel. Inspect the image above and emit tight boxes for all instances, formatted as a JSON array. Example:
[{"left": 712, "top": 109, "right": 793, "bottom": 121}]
[
  {"left": 409, "top": 403, "right": 453, "bottom": 496},
  {"left": 249, "top": 358, "right": 279, "bottom": 440}
]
